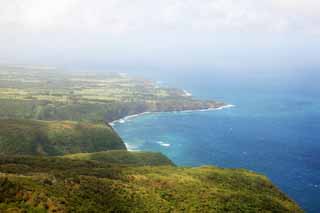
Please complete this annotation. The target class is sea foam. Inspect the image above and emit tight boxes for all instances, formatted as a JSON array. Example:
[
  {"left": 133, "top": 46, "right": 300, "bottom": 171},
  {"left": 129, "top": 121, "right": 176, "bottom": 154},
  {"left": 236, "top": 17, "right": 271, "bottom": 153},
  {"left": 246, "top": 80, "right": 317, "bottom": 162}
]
[
  {"left": 109, "top": 112, "right": 151, "bottom": 126},
  {"left": 156, "top": 141, "right": 171, "bottom": 147},
  {"left": 125, "top": 143, "right": 140, "bottom": 151},
  {"left": 109, "top": 105, "right": 235, "bottom": 126}
]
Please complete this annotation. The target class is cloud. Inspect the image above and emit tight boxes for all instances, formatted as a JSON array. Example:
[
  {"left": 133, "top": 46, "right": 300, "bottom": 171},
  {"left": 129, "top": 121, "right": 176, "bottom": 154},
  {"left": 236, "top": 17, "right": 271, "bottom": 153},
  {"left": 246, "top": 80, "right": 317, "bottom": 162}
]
[
  {"left": 0, "top": 0, "right": 319, "bottom": 69},
  {"left": 1, "top": 0, "right": 319, "bottom": 35}
]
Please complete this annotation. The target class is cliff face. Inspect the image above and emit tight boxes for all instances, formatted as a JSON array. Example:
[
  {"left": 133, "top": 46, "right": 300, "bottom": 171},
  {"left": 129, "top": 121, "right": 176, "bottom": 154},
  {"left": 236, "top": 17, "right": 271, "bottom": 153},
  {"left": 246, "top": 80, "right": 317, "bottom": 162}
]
[
  {"left": 0, "top": 119, "right": 126, "bottom": 156},
  {"left": 0, "top": 155, "right": 302, "bottom": 212},
  {"left": 0, "top": 68, "right": 303, "bottom": 212}
]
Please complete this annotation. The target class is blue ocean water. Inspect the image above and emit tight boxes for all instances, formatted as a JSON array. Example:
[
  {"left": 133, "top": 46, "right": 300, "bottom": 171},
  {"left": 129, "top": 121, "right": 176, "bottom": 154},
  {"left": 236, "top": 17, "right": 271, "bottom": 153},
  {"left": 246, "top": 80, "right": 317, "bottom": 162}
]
[{"left": 113, "top": 70, "right": 320, "bottom": 212}]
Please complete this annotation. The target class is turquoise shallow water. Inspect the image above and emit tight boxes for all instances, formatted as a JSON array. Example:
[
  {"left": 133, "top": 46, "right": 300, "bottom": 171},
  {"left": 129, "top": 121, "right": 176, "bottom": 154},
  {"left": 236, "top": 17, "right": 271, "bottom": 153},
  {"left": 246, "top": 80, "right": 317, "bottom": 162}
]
[{"left": 113, "top": 71, "right": 320, "bottom": 212}]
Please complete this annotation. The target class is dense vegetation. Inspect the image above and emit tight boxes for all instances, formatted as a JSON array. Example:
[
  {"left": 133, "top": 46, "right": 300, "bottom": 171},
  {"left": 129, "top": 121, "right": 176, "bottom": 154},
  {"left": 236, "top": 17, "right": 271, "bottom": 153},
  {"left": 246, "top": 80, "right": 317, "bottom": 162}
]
[
  {"left": 63, "top": 150, "right": 175, "bottom": 166},
  {"left": 0, "top": 119, "right": 125, "bottom": 156},
  {"left": 0, "top": 155, "right": 302, "bottom": 212}
]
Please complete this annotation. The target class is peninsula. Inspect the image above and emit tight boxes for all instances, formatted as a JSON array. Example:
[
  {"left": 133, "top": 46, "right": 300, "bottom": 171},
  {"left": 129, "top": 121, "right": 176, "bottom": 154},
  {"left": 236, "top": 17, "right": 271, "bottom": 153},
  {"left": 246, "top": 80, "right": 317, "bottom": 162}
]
[
  {"left": 0, "top": 65, "right": 225, "bottom": 123},
  {"left": 0, "top": 65, "right": 302, "bottom": 212}
]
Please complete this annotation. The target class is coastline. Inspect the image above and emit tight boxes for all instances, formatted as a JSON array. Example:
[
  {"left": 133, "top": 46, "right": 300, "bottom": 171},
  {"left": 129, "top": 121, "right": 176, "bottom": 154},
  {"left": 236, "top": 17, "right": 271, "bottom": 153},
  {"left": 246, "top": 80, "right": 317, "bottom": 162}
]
[{"left": 109, "top": 104, "right": 235, "bottom": 126}]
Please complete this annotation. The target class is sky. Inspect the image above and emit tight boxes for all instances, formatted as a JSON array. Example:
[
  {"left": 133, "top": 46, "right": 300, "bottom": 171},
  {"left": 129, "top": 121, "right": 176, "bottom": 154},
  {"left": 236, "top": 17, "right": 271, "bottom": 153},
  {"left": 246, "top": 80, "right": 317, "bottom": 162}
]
[{"left": 0, "top": 0, "right": 319, "bottom": 73}]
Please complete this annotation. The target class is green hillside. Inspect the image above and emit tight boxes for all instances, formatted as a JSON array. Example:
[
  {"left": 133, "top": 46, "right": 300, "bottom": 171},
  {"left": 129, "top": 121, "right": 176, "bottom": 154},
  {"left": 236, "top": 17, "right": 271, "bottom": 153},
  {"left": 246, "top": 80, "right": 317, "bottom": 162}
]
[
  {"left": 63, "top": 150, "right": 175, "bottom": 166},
  {"left": 0, "top": 119, "right": 126, "bottom": 156},
  {"left": 0, "top": 67, "right": 303, "bottom": 212},
  {"left": 0, "top": 155, "right": 302, "bottom": 213}
]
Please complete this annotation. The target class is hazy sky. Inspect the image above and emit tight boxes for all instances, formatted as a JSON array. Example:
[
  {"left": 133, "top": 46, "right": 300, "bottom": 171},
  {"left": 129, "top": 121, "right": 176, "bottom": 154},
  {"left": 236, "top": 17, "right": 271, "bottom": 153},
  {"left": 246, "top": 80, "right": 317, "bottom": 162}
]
[{"left": 1, "top": 0, "right": 319, "bottom": 73}]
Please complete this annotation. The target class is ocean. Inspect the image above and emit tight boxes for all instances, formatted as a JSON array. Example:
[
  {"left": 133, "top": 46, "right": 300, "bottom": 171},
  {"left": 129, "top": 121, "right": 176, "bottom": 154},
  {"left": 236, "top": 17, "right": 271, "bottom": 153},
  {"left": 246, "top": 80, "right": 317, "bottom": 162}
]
[{"left": 112, "top": 70, "right": 320, "bottom": 212}]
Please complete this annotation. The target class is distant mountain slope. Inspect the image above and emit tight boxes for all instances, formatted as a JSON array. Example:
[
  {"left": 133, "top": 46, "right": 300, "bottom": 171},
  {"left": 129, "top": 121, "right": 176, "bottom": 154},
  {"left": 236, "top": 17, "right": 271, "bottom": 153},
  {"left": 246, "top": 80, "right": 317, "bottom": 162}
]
[
  {"left": 0, "top": 155, "right": 302, "bottom": 212},
  {"left": 63, "top": 150, "right": 175, "bottom": 166},
  {"left": 0, "top": 119, "right": 126, "bottom": 156}
]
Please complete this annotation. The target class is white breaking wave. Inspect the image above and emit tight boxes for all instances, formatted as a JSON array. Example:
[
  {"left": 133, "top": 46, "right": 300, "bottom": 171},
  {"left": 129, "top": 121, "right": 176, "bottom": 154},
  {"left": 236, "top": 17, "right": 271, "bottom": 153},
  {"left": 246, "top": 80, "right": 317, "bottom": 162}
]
[
  {"left": 109, "top": 112, "right": 151, "bottom": 126},
  {"left": 125, "top": 143, "right": 140, "bottom": 151},
  {"left": 172, "top": 104, "right": 236, "bottom": 113},
  {"left": 197, "top": 104, "right": 235, "bottom": 112},
  {"left": 119, "top": 119, "right": 126, "bottom": 124},
  {"left": 183, "top": 89, "right": 193, "bottom": 97},
  {"left": 156, "top": 141, "right": 171, "bottom": 147},
  {"left": 109, "top": 105, "right": 235, "bottom": 126}
]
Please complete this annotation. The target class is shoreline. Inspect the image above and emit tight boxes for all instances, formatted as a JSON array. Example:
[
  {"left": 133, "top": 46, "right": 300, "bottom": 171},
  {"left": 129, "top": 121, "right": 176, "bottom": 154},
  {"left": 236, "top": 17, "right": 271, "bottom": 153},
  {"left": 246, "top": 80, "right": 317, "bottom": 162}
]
[{"left": 109, "top": 104, "right": 235, "bottom": 126}]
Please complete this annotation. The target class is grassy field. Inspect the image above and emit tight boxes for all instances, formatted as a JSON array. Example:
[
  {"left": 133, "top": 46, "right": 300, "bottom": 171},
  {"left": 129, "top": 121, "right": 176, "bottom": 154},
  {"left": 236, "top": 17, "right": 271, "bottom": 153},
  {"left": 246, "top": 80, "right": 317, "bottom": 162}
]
[{"left": 0, "top": 155, "right": 302, "bottom": 212}]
